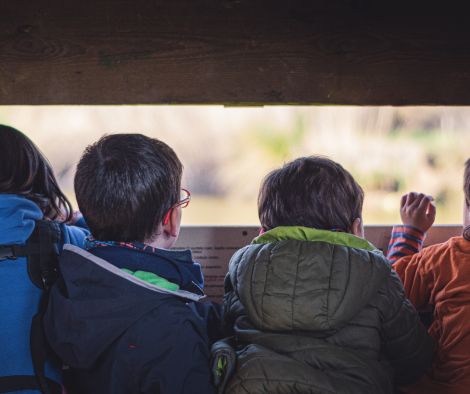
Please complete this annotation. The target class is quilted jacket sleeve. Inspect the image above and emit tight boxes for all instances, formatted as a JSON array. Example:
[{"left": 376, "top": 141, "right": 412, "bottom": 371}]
[{"left": 378, "top": 270, "right": 435, "bottom": 386}]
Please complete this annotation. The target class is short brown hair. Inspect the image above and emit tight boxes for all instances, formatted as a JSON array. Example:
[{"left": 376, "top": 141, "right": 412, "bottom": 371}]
[
  {"left": 464, "top": 159, "right": 470, "bottom": 207},
  {"left": 258, "top": 156, "right": 364, "bottom": 232},
  {"left": 75, "top": 134, "right": 182, "bottom": 242}
]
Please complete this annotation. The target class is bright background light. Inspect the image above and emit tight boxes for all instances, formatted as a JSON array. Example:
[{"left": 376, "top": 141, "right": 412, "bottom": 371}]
[{"left": 1, "top": 105, "right": 468, "bottom": 225}]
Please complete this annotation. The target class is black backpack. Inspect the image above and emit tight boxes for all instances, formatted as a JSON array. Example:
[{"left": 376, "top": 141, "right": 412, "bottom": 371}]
[{"left": 0, "top": 220, "right": 63, "bottom": 394}]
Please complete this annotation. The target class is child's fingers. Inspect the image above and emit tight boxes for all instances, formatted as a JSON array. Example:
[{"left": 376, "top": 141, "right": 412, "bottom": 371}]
[
  {"left": 409, "top": 193, "right": 425, "bottom": 210},
  {"left": 409, "top": 192, "right": 421, "bottom": 205},
  {"left": 427, "top": 201, "right": 437, "bottom": 220},
  {"left": 403, "top": 192, "right": 417, "bottom": 208},
  {"left": 400, "top": 194, "right": 408, "bottom": 209},
  {"left": 417, "top": 195, "right": 433, "bottom": 214}
]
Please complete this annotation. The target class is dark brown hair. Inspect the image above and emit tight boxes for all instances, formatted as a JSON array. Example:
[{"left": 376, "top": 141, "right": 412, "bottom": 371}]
[
  {"left": 0, "top": 124, "right": 73, "bottom": 221},
  {"left": 464, "top": 158, "right": 470, "bottom": 207},
  {"left": 258, "top": 156, "right": 364, "bottom": 232},
  {"left": 74, "top": 134, "right": 182, "bottom": 242}
]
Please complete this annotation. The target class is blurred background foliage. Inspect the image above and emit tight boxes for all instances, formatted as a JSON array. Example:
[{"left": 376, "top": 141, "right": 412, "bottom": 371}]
[{"left": 0, "top": 106, "right": 468, "bottom": 225}]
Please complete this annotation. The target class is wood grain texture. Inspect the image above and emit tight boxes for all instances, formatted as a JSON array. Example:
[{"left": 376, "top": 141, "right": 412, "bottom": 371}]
[{"left": 1, "top": 0, "right": 470, "bottom": 105}]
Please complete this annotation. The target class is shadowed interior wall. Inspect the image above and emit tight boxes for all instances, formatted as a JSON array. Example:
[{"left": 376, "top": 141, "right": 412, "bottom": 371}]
[{"left": 1, "top": 1, "right": 470, "bottom": 105}]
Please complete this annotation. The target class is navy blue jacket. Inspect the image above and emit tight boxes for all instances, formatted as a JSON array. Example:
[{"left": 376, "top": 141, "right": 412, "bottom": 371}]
[{"left": 44, "top": 243, "right": 222, "bottom": 394}]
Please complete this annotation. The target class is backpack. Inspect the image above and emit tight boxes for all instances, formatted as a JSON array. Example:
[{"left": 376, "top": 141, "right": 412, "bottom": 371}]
[{"left": 0, "top": 220, "right": 63, "bottom": 394}]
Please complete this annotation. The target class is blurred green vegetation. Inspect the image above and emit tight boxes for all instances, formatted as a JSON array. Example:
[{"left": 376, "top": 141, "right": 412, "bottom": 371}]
[
  {"left": 1, "top": 106, "right": 468, "bottom": 225},
  {"left": 218, "top": 108, "right": 468, "bottom": 225}
]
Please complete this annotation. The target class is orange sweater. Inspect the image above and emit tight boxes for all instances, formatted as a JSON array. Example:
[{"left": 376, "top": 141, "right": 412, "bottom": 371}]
[{"left": 389, "top": 228, "right": 470, "bottom": 393}]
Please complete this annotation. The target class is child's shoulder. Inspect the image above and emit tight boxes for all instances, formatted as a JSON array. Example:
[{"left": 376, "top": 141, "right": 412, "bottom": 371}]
[
  {"left": 423, "top": 235, "right": 465, "bottom": 253},
  {"left": 420, "top": 235, "right": 470, "bottom": 263},
  {"left": 441, "top": 235, "right": 470, "bottom": 256}
]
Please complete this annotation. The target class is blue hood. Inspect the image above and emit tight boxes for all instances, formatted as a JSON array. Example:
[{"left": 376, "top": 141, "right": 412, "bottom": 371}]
[{"left": 0, "top": 194, "right": 43, "bottom": 245}]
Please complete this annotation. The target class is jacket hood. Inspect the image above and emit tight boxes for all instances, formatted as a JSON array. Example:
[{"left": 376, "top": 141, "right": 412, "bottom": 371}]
[
  {"left": 88, "top": 242, "right": 205, "bottom": 293},
  {"left": 0, "top": 194, "right": 43, "bottom": 244},
  {"left": 44, "top": 245, "right": 205, "bottom": 369},
  {"left": 228, "top": 226, "right": 391, "bottom": 333}
]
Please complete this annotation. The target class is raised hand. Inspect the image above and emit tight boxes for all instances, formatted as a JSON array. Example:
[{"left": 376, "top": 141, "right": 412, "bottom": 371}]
[{"left": 400, "top": 192, "right": 436, "bottom": 233}]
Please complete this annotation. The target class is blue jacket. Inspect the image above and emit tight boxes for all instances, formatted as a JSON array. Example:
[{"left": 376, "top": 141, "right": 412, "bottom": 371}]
[
  {"left": 0, "top": 194, "right": 89, "bottom": 394},
  {"left": 43, "top": 242, "right": 222, "bottom": 394}
]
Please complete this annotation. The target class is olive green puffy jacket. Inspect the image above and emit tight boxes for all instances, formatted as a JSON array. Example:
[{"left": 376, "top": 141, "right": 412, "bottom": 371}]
[{"left": 221, "top": 227, "right": 434, "bottom": 394}]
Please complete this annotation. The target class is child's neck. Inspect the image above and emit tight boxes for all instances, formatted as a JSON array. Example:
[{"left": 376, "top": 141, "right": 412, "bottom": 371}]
[{"left": 146, "top": 232, "right": 177, "bottom": 250}]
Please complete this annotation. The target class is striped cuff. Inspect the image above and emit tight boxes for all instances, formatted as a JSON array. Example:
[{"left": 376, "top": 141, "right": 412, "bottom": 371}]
[{"left": 387, "top": 225, "right": 425, "bottom": 264}]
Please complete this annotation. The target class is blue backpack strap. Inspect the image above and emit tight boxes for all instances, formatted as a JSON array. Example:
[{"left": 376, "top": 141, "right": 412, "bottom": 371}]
[
  {"left": 0, "top": 220, "right": 62, "bottom": 394},
  {"left": 26, "top": 220, "right": 61, "bottom": 291}
]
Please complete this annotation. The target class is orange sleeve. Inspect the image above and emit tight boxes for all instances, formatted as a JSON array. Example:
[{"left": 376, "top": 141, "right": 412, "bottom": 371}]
[{"left": 393, "top": 250, "right": 435, "bottom": 309}]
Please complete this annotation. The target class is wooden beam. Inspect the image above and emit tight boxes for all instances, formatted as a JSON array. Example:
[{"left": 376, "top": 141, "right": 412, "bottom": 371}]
[{"left": 1, "top": 1, "right": 470, "bottom": 105}]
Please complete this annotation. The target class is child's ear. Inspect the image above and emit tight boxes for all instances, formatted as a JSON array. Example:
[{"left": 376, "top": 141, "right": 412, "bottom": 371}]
[
  {"left": 163, "top": 206, "right": 182, "bottom": 239},
  {"left": 351, "top": 218, "right": 364, "bottom": 238}
]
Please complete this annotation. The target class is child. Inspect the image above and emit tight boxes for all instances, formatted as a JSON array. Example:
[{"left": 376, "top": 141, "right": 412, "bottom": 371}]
[
  {"left": 43, "top": 134, "right": 221, "bottom": 394},
  {"left": 0, "top": 125, "right": 89, "bottom": 393},
  {"left": 220, "top": 156, "right": 434, "bottom": 394},
  {"left": 387, "top": 161, "right": 470, "bottom": 393}
]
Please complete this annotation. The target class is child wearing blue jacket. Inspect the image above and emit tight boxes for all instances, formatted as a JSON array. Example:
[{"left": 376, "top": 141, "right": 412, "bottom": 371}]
[
  {"left": 43, "top": 134, "right": 221, "bottom": 394},
  {"left": 0, "top": 125, "right": 89, "bottom": 393}
]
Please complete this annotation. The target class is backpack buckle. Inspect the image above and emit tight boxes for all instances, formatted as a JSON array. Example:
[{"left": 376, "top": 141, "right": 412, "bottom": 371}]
[
  {"left": 41, "top": 276, "right": 49, "bottom": 291},
  {"left": 0, "top": 246, "right": 16, "bottom": 261}
]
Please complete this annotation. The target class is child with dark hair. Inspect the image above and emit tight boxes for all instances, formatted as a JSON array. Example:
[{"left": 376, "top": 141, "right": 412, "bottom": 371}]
[
  {"left": 0, "top": 125, "right": 89, "bottom": 393},
  {"left": 220, "top": 156, "right": 434, "bottom": 394},
  {"left": 43, "top": 134, "right": 221, "bottom": 394},
  {"left": 386, "top": 159, "right": 470, "bottom": 393}
]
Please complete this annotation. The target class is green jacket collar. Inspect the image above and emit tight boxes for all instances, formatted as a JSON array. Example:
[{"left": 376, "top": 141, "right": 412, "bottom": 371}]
[
  {"left": 253, "top": 226, "right": 376, "bottom": 251},
  {"left": 121, "top": 268, "right": 180, "bottom": 291}
]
